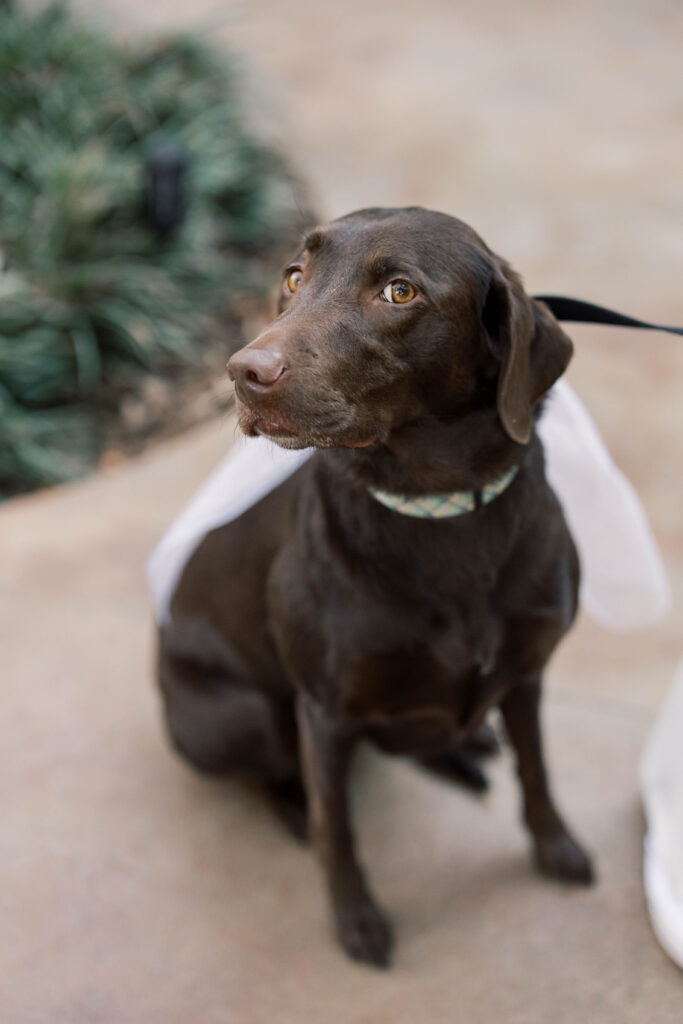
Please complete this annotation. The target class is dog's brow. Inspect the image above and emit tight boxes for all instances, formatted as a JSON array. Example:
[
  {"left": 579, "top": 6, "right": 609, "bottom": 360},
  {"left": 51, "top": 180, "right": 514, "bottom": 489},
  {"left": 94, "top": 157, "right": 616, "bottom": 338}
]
[
  {"left": 365, "top": 253, "right": 420, "bottom": 283},
  {"left": 303, "top": 230, "right": 325, "bottom": 253}
]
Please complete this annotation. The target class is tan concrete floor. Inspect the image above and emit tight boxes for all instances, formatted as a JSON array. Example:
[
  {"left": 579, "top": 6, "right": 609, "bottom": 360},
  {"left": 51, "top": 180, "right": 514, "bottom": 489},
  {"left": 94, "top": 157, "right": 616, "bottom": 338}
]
[{"left": 3, "top": 2, "right": 683, "bottom": 1020}]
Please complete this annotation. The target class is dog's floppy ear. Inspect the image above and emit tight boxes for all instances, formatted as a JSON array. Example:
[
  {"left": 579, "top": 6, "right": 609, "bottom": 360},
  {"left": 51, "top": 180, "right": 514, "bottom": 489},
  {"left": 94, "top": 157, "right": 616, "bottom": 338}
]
[{"left": 482, "top": 258, "right": 574, "bottom": 444}]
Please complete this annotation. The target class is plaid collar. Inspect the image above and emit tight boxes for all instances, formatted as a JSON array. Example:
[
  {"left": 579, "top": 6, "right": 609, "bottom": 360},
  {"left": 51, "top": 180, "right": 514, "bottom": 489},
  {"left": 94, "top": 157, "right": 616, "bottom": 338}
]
[{"left": 368, "top": 465, "right": 519, "bottom": 519}]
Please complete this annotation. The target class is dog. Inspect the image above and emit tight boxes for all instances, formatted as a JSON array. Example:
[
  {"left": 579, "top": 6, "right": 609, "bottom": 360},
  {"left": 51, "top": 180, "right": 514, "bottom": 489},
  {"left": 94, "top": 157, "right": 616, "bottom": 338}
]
[{"left": 157, "top": 206, "right": 595, "bottom": 968}]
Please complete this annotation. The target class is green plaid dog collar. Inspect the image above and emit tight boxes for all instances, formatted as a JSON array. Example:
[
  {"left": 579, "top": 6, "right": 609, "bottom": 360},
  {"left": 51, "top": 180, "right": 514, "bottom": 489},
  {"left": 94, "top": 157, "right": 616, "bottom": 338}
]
[{"left": 368, "top": 465, "right": 519, "bottom": 519}]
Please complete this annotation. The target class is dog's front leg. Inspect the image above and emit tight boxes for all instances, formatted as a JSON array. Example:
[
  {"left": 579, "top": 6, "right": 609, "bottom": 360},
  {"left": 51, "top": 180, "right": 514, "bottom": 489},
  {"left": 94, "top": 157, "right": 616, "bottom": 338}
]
[
  {"left": 296, "top": 693, "right": 394, "bottom": 968},
  {"left": 500, "top": 679, "right": 595, "bottom": 884}
]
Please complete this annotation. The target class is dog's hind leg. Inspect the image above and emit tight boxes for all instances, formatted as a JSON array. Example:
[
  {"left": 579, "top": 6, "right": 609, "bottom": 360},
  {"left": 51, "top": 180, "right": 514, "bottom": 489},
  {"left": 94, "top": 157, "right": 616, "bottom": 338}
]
[
  {"left": 500, "top": 679, "right": 595, "bottom": 884},
  {"left": 158, "top": 646, "right": 307, "bottom": 840}
]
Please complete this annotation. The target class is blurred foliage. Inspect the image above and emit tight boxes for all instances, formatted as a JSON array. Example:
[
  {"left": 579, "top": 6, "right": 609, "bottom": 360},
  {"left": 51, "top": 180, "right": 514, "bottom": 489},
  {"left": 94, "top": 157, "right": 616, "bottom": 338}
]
[{"left": 0, "top": 2, "right": 311, "bottom": 497}]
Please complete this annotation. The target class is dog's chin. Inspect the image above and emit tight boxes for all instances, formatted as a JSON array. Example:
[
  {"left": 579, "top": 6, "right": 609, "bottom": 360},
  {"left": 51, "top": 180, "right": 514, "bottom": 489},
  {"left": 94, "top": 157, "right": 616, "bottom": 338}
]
[
  {"left": 236, "top": 403, "right": 376, "bottom": 452},
  {"left": 256, "top": 431, "right": 313, "bottom": 451},
  {"left": 256, "top": 426, "right": 377, "bottom": 452}
]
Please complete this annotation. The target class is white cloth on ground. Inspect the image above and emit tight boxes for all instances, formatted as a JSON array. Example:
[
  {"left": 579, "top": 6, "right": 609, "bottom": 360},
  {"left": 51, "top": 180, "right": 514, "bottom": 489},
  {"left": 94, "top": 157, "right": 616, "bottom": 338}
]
[{"left": 642, "top": 657, "right": 683, "bottom": 970}]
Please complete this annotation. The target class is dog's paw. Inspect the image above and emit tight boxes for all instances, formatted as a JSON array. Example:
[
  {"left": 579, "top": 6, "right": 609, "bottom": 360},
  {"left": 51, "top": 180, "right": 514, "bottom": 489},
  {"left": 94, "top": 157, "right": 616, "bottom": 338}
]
[
  {"left": 335, "top": 894, "right": 394, "bottom": 968},
  {"left": 464, "top": 720, "right": 501, "bottom": 759},
  {"left": 534, "top": 832, "right": 595, "bottom": 886},
  {"left": 419, "top": 751, "right": 490, "bottom": 793}
]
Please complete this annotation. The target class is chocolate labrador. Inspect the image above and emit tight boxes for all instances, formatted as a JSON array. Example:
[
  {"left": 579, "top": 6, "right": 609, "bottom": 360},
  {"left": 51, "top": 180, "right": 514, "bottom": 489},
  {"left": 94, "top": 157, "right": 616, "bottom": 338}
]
[{"left": 157, "top": 207, "right": 594, "bottom": 968}]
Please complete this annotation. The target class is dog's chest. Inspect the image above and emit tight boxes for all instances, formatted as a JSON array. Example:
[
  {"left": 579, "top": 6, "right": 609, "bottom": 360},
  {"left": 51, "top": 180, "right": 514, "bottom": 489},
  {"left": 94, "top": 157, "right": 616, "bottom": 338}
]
[{"left": 336, "top": 598, "right": 504, "bottom": 754}]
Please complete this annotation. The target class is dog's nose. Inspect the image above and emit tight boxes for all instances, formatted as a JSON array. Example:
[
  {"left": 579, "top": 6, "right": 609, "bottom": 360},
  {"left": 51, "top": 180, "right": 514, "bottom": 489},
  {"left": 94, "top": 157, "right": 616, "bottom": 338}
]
[{"left": 227, "top": 347, "right": 288, "bottom": 392}]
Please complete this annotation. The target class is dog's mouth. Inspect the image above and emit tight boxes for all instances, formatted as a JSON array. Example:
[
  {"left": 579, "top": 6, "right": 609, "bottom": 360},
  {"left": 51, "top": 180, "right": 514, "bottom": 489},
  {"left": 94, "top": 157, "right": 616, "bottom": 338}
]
[
  {"left": 237, "top": 404, "right": 308, "bottom": 449},
  {"left": 235, "top": 399, "right": 376, "bottom": 451}
]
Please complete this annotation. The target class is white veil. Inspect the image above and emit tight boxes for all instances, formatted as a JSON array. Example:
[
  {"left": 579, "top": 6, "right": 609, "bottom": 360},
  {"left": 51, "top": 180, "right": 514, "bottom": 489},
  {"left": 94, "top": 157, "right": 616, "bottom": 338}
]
[
  {"left": 538, "top": 379, "right": 670, "bottom": 629},
  {"left": 147, "top": 379, "right": 670, "bottom": 628}
]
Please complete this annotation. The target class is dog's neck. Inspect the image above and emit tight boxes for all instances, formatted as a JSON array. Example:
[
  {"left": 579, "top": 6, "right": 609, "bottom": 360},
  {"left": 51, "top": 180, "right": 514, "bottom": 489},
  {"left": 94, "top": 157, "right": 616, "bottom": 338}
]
[{"left": 325, "top": 406, "right": 534, "bottom": 497}]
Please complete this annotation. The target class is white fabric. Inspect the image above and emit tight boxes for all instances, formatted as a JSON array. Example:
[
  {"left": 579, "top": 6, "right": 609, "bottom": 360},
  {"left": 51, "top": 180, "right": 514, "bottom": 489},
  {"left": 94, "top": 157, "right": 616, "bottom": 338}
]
[
  {"left": 539, "top": 379, "right": 670, "bottom": 629},
  {"left": 147, "top": 436, "right": 311, "bottom": 622},
  {"left": 642, "top": 658, "right": 683, "bottom": 970},
  {"left": 147, "top": 380, "right": 670, "bottom": 628}
]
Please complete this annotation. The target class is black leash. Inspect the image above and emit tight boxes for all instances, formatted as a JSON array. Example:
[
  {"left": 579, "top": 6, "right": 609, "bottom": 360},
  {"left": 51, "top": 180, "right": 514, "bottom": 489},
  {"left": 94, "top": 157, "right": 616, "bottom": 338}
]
[{"left": 533, "top": 295, "right": 683, "bottom": 338}]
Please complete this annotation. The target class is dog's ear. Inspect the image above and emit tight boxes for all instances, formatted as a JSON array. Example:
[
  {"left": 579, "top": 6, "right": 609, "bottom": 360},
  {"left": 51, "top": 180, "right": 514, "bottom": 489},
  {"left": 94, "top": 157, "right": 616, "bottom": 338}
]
[{"left": 482, "top": 258, "right": 574, "bottom": 444}]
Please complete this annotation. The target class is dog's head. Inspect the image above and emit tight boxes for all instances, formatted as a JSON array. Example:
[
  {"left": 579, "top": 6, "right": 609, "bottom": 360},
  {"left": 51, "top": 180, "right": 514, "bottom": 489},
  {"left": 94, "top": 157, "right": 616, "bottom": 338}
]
[{"left": 228, "top": 207, "right": 572, "bottom": 452}]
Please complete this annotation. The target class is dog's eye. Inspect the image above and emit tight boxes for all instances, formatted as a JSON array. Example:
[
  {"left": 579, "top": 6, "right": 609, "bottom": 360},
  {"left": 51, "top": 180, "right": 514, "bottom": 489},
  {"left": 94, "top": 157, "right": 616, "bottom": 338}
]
[
  {"left": 286, "top": 269, "right": 303, "bottom": 293},
  {"left": 381, "top": 280, "right": 416, "bottom": 304}
]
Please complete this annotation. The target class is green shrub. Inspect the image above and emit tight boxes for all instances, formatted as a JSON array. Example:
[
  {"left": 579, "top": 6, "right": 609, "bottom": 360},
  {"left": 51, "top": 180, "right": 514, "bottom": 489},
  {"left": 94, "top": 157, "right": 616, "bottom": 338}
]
[{"left": 0, "top": 2, "right": 311, "bottom": 497}]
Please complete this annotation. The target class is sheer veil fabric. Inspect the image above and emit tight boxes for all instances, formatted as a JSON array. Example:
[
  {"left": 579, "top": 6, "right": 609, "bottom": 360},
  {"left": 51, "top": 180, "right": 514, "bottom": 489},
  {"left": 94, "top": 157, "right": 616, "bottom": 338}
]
[{"left": 147, "top": 379, "right": 670, "bottom": 629}]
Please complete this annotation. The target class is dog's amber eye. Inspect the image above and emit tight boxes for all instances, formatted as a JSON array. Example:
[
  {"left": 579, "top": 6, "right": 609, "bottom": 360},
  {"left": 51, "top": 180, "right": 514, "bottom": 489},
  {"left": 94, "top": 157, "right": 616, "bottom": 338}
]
[
  {"left": 381, "top": 280, "right": 416, "bottom": 304},
  {"left": 286, "top": 269, "right": 303, "bottom": 293}
]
